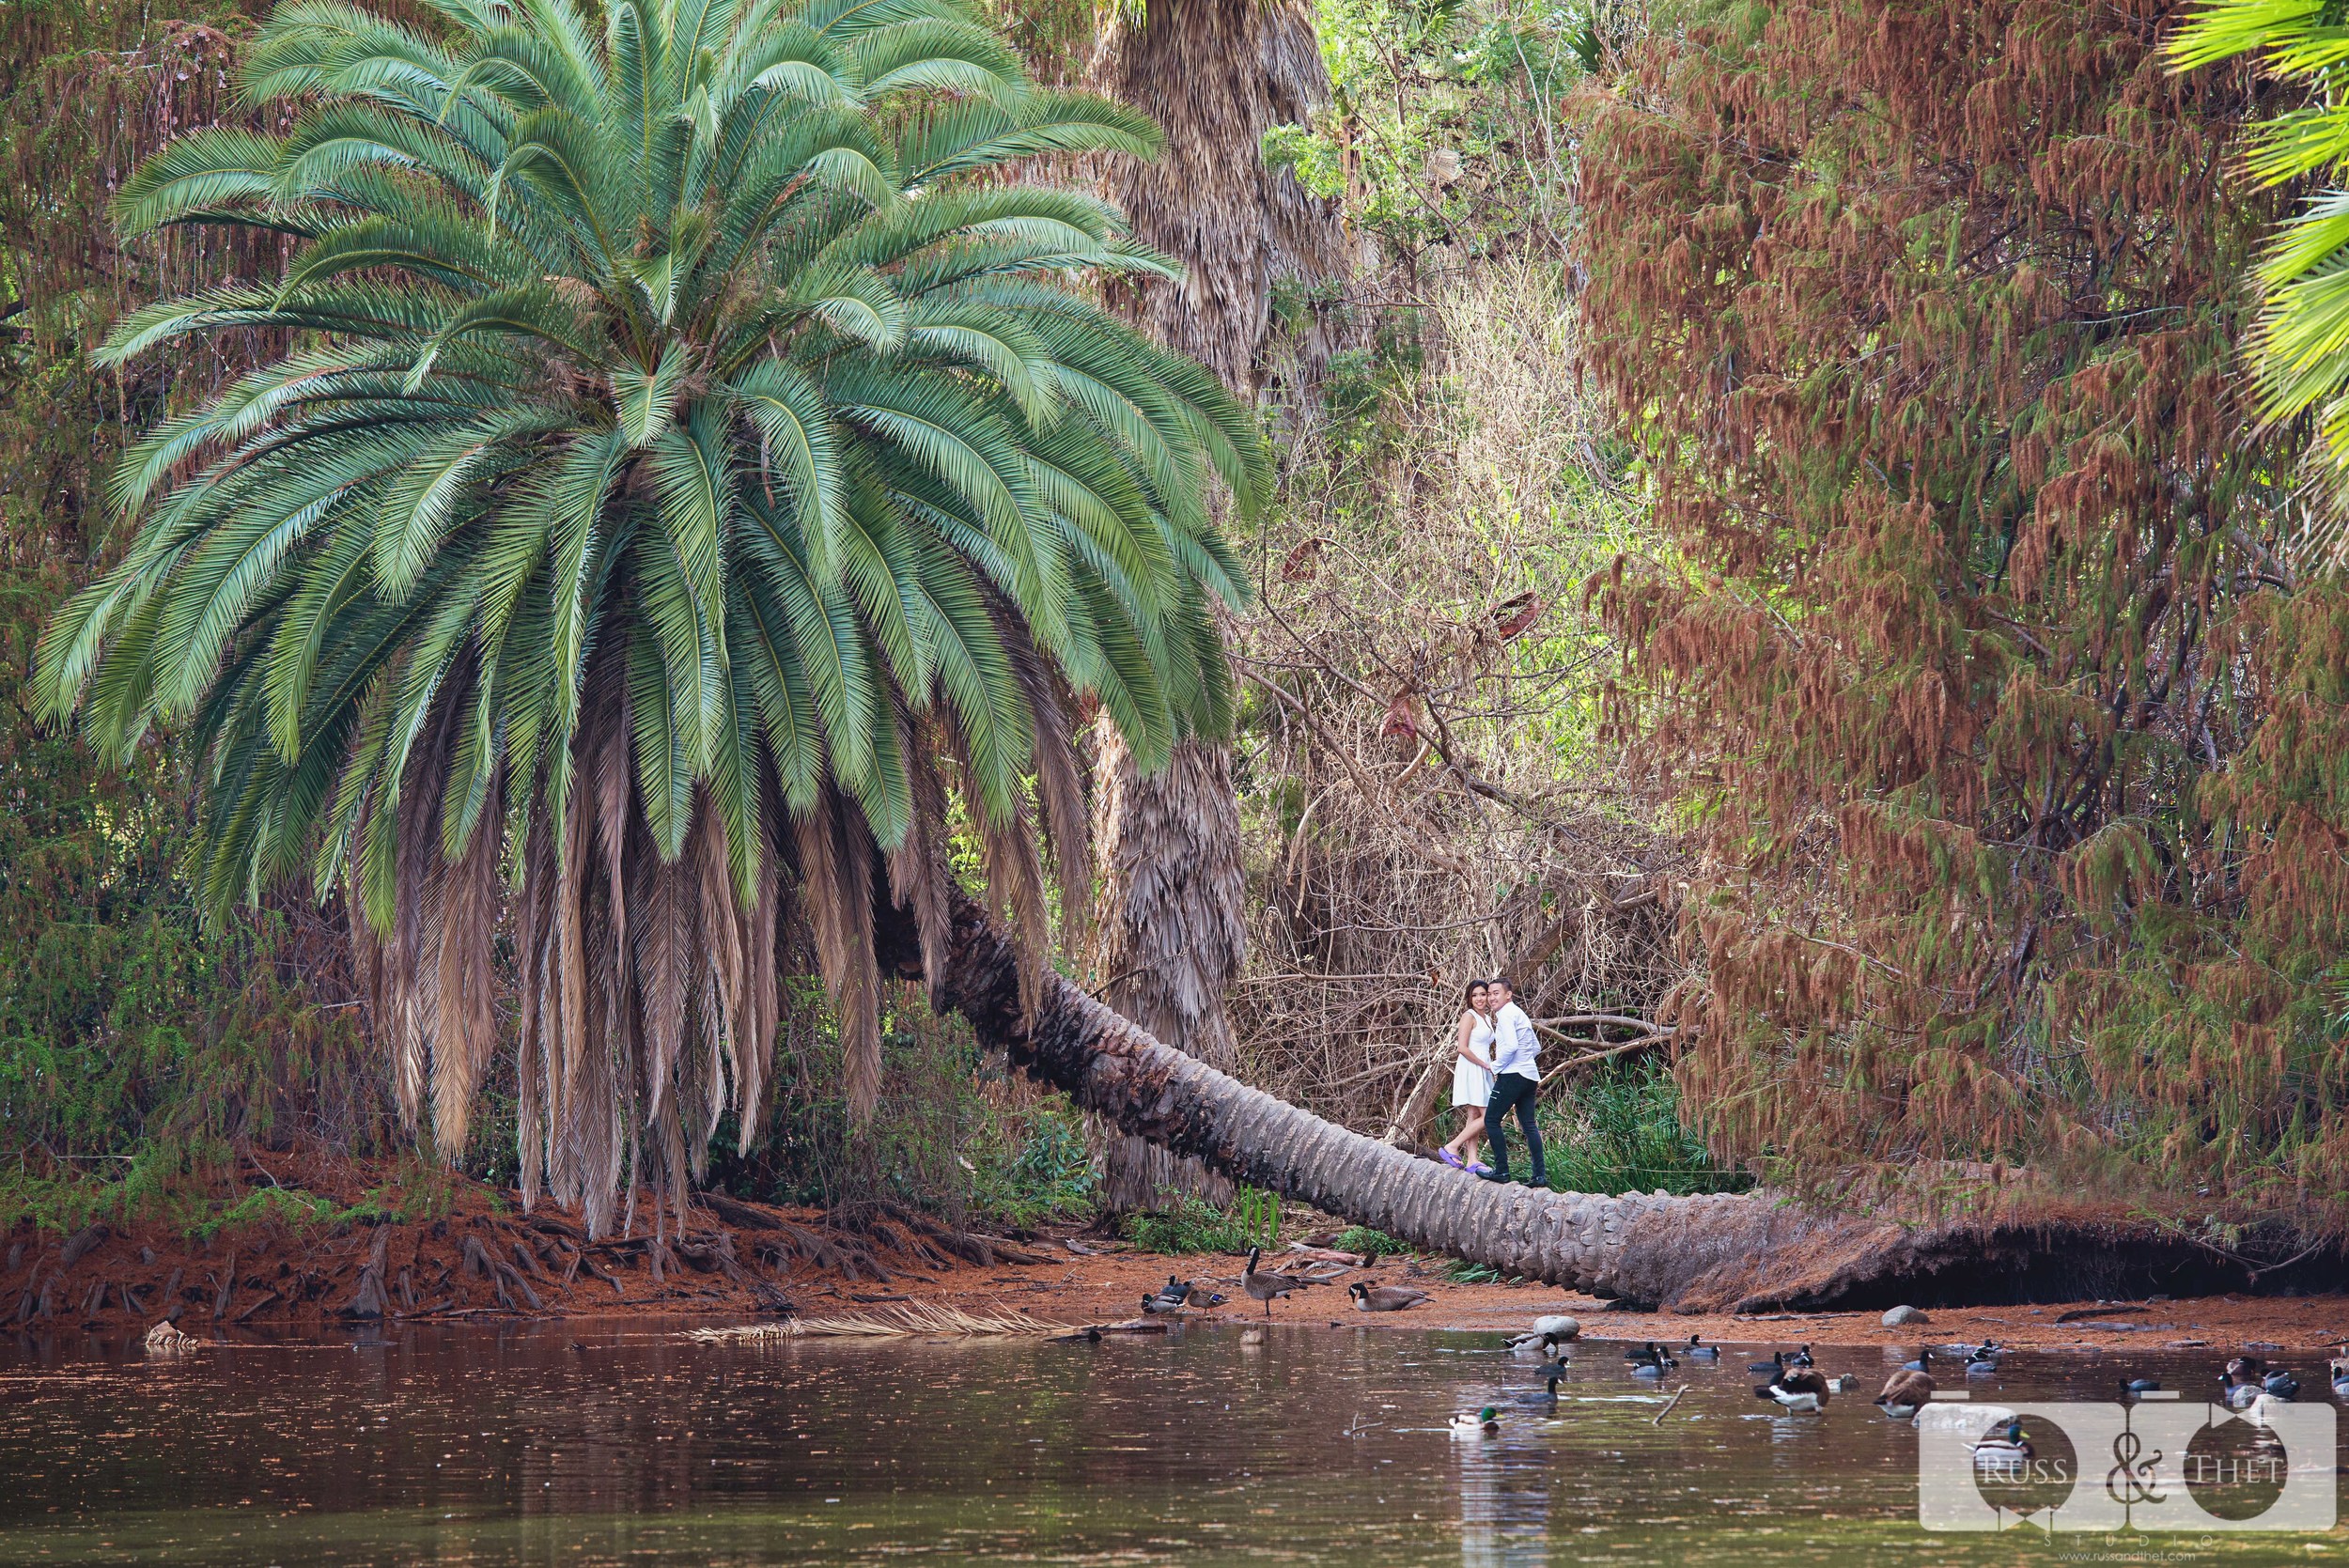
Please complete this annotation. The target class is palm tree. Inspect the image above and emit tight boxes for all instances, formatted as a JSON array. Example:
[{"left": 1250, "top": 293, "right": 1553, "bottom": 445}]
[{"left": 39, "top": 0, "right": 1264, "bottom": 1238}]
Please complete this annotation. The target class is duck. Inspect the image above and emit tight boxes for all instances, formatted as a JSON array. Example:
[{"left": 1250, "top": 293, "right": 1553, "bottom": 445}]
[
  {"left": 1747, "top": 1350, "right": 1787, "bottom": 1374},
  {"left": 1683, "top": 1335, "right": 1720, "bottom": 1362},
  {"left": 2263, "top": 1367, "right": 2301, "bottom": 1402},
  {"left": 1970, "top": 1417, "right": 2032, "bottom": 1471},
  {"left": 2221, "top": 1357, "right": 2264, "bottom": 1410},
  {"left": 1451, "top": 1405, "right": 1501, "bottom": 1436},
  {"left": 1514, "top": 1357, "right": 1570, "bottom": 1405},
  {"left": 1827, "top": 1374, "right": 1862, "bottom": 1394},
  {"left": 1241, "top": 1248, "right": 1316, "bottom": 1317},
  {"left": 2328, "top": 1355, "right": 2349, "bottom": 1402},
  {"left": 1875, "top": 1364, "right": 1936, "bottom": 1420},
  {"left": 1349, "top": 1282, "right": 1433, "bottom": 1313},
  {"left": 1790, "top": 1343, "right": 1816, "bottom": 1369},
  {"left": 1504, "top": 1315, "right": 1581, "bottom": 1350},
  {"left": 1964, "top": 1342, "right": 2001, "bottom": 1374},
  {"left": 2123, "top": 1377, "right": 2162, "bottom": 1398},
  {"left": 1626, "top": 1342, "right": 1677, "bottom": 1376},
  {"left": 1755, "top": 1365, "right": 1830, "bottom": 1412},
  {"left": 1900, "top": 1348, "right": 1934, "bottom": 1374},
  {"left": 1141, "top": 1277, "right": 1190, "bottom": 1314}
]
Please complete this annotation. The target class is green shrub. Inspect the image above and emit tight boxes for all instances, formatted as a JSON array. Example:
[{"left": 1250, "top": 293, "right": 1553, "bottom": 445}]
[
  {"left": 1335, "top": 1225, "right": 1408, "bottom": 1257},
  {"left": 1536, "top": 1059, "right": 1750, "bottom": 1197},
  {"left": 1123, "top": 1188, "right": 1283, "bottom": 1255}
]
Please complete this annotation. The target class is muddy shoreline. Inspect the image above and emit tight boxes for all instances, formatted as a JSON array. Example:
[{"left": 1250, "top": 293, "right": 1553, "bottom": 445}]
[{"left": 10, "top": 1156, "right": 2349, "bottom": 1356}]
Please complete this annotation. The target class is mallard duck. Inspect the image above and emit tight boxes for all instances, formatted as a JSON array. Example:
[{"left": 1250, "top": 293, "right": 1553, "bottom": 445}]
[
  {"left": 2263, "top": 1367, "right": 2301, "bottom": 1402},
  {"left": 1141, "top": 1277, "right": 1190, "bottom": 1314},
  {"left": 1451, "top": 1405, "right": 1501, "bottom": 1436},
  {"left": 1964, "top": 1342, "right": 2000, "bottom": 1374},
  {"left": 2220, "top": 1357, "right": 2264, "bottom": 1410},
  {"left": 1756, "top": 1366, "right": 1830, "bottom": 1412},
  {"left": 1241, "top": 1248, "right": 1315, "bottom": 1317},
  {"left": 1790, "top": 1343, "right": 1816, "bottom": 1369},
  {"left": 1971, "top": 1417, "right": 2032, "bottom": 1472},
  {"left": 1683, "top": 1335, "right": 1719, "bottom": 1361},
  {"left": 2327, "top": 1355, "right": 2349, "bottom": 1401},
  {"left": 1349, "top": 1282, "right": 1433, "bottom": 1312},
  {"left": 1875, "top": 1365, "right": 1936, "bottom": 1420},
  {"left": 1504, "top": 1315, "right": 1581, "bottom": 1350}
]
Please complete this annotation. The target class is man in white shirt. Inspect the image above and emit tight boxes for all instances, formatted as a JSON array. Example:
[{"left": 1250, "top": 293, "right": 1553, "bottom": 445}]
[{"left": 1479, "top": 977, "right": 1546, "bottom": 1187}]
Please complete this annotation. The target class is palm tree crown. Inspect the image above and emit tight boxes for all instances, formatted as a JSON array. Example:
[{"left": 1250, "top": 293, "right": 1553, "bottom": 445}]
[{"left": 39, "top": 0, "right": 1261, "bottom": 1234}]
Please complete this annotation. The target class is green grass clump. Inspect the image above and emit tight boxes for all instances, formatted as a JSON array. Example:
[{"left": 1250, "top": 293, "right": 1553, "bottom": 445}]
[
  {"left": 1123, "top": 1188, "right": 1283, "bottom": 1254},
  {"left": 1335, "top": 1225, "right": 1408, "bottom": 1257}
]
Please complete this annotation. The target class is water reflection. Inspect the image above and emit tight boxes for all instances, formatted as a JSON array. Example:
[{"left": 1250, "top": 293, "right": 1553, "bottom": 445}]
[{"left": 0, "top": 1322, "right": 2325, "bottom": 1566}]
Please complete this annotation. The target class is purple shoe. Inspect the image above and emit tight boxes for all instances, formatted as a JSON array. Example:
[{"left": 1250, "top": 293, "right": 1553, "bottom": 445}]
[
  {"left": 1468, "top": 1161, "right": 1495, "bottom": 1177},
  {"left": 1438, "top": 1149, "right": 1466, "bottom": 1170}
]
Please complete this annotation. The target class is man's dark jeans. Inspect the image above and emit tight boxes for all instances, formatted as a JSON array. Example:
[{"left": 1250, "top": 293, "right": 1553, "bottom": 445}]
[{"left": 1483, "top": 1071, "right": 1545, "bottom": 1186}]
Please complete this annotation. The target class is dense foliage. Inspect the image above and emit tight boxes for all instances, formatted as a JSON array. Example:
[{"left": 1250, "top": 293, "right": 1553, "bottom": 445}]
[{"left": 1584, "top": 0, "right": 2349, "bottom": 1229}]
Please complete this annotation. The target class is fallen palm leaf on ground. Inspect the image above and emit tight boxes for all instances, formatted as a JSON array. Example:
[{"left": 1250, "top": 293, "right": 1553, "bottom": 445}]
[{"left": 687, "top": 1303, "right": 1069, "bottom": 1341}]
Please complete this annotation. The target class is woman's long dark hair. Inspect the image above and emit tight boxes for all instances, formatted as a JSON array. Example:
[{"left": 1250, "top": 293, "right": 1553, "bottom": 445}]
[{"left": 1461, "top": 980, "right": 1490, "bottom": 1011}]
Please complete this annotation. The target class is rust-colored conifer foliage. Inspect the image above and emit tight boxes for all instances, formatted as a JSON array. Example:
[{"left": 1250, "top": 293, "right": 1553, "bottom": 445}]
[{"left": 1581, "top": 0, "right": 2349, "bottom": 1222}]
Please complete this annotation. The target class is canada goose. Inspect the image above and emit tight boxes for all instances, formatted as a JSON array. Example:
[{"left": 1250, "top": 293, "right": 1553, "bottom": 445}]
[
  {"left": 1756, "top": 1366, "right": 1830, "bottom": 1412},
  {"left": 2328, "top": 1356, "right": 2349, "bottom": 1401},
  {"left": 1504, "top": 1315, "right": 1581, "bottom": 1350},
  {"left": 1451, "top": 1405, "right": 1501, "bottom": 1436},
  {"left": 1626, "top": 1342, "right": 1677, "bottom": 1375},
  {"left": 2263, "top": 1367, "right": 2301, "bottom": 1402},
  {"left": 1241, "top": 1248, "right": 1315, "bottom": 1317},
  {"left": 1683, "top": 1335, "right": 1720, "bottom": 1361},
  {"left": 1514, "top": 1357, "right": 1570, "bottom": 1405},
  {"left": 1349, "top": 1282, "right": 1433, "bottom": 1312},
  {"left": 1971, "top": 1417, "right": 2032, "bottom": 1471},
  {"left": 1875, "top": 1365, "right": 1936, "bottom": 1419}
]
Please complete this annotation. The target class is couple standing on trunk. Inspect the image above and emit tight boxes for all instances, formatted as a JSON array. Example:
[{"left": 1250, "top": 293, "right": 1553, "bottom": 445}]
[{"left": 1437, "top": 977, "right": 1544, "bottom": 1187}]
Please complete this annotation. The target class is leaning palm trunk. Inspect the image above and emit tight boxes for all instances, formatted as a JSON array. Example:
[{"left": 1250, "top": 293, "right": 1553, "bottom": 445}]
[
  {"left": 1087, "top": 727, "right": 1245, "bottom": 1212},
  {"left": 928, "top": 894, "right": 2242, "bottom": 1311}
]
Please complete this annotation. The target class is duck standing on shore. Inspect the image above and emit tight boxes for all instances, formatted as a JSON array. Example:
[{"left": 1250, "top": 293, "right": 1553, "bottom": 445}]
[{"left": 1241, "top": 1247, "right": 1316, "bottom": 1317}]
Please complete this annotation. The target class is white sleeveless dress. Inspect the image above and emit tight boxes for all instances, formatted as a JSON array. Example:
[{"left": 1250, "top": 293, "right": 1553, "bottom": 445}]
[{"left": 1452, "top": 1017, "right": 1495, "bottom": 1109}]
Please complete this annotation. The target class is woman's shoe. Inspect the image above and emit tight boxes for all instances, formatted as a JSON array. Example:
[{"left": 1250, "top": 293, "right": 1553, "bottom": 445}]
[
  {"left": 1468, "top": 1161, "right": 1494, "bottom": 1176},
  {"left": 1438, "top": 1149, "right": 1466, "bottom": 1170}
]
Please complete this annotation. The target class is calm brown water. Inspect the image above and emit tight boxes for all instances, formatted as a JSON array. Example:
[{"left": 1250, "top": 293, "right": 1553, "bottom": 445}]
[{"left": 0, "top": 1321, "right": 2341, "bottom": 1563}]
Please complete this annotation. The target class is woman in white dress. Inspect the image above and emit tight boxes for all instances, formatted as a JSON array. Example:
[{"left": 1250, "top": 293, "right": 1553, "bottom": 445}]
[{"left": 1438, "top": 980, "right": 1496, "bottom": 1173}]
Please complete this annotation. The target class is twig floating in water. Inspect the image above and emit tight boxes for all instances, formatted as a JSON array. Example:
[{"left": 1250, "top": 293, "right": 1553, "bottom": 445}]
[{"left": 1652, "top": 1385, "right": 1689, "bottom": 1425}]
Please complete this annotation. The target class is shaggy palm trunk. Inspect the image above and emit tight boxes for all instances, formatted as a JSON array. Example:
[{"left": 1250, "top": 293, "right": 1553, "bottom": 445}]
[
  {"left": 1087, "top": 727, "right": 1245, "bottom": 1212},
  {"left": 926, "top": 893, "right": 2249, "bottom": 1311},
  {"left": 1087, "top": 0, "right": 1346, "bottom": 396},
  {"left": 1082, "top": 0, "right": 1345, "bottom": 1211}
]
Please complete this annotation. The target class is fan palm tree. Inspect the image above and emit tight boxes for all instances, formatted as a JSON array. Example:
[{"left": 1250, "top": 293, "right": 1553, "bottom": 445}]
[{"left": 38, "top": 0, "right": 1263, "bottom": 1237}]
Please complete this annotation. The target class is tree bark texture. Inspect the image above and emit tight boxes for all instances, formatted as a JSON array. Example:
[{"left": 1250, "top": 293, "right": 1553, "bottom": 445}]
[
  {"left": 1088, "top": 0, "right": 1348, "bottom": 396},
  {"left": 929, "top": 894, "right": 2300, "bottom": 1310},
  {"left": 1087, "top": 730, "right": 1246, "bottom": 1212}
]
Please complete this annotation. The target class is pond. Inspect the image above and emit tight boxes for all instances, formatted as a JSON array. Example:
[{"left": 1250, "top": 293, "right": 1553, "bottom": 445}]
[{"left": 0, "top": 1322, "right": 2341, "bottom": 1564}]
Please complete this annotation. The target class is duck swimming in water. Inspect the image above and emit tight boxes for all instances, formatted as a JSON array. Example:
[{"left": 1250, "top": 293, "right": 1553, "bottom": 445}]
[
  {"left": 1756, "top": 1366, "right": 1831, "bottom": 1413},
  {"left": 2328, "top": 1354, "right": 2349, "bottom": 1402},
  {"left": 1626, "top": 1342, "right": 1677, "bottom": 1376},
  {"left": 1514, "top": 1358, "right": 1570, "bottom": 1406},
  {"left": 1875, "top": 1364, "right": 1936, "bottom": 1420},
  {"left": 1683, "top": 1335, "right": 1719, "bottom": 1362},
  {"left": 1451, "top": 1405, "right": 1501, "bottom": 1436},
  {"left": 1971, "top": 1417, "right": 2032, "bottom": 1472}
]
